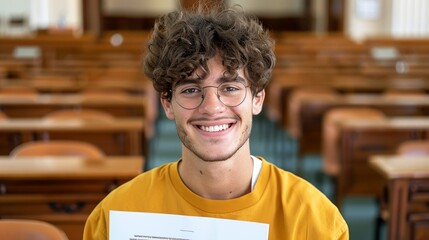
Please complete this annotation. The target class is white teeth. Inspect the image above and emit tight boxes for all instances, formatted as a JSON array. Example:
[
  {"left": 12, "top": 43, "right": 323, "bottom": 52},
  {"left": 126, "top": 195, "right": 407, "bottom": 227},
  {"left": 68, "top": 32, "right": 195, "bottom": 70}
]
[{"left": 200, "top": 124, "right": 230, "bottom": 132}]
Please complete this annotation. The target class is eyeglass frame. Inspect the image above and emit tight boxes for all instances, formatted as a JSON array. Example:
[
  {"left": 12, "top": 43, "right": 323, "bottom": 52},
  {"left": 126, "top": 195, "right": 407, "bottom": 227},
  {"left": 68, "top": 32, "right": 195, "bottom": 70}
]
[{"left": 171, "top": 80, "right": 250, "bottom": 110}]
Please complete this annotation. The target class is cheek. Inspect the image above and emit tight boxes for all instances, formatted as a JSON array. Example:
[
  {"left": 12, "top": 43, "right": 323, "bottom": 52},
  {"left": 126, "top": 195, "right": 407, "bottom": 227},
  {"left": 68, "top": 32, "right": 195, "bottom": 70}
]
[
  {"left": 236, "top": 100, "right": 256, "bottom": 117},
  {"left": 171, "top": 106, "right": 190, "bottom": 123}
]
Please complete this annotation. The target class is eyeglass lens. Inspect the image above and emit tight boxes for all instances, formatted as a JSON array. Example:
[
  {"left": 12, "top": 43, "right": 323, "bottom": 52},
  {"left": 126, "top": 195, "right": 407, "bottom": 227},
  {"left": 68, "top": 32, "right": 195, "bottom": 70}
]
[{"left": 173, "top": 81, "right": 247, "bottom": 109}]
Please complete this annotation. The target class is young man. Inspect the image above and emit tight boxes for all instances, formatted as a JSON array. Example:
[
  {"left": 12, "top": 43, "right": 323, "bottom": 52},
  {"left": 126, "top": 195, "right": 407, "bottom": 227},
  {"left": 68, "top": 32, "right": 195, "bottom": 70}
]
[{"left": 84, "top": 6, "right": 348, "bottom": 239}]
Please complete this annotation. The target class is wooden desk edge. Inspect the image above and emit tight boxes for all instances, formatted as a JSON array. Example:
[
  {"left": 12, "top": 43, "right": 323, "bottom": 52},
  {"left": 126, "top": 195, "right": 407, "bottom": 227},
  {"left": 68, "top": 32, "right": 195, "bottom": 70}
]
[{"left": 370, "top": 155, "right": 429, "bottom": 179}]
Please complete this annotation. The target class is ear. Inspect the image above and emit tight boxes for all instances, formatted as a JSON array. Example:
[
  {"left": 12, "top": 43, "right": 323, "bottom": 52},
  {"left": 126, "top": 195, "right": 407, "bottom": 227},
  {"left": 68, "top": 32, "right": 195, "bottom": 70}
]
[
  {"left": 160, "top": 97, "right": 175, "bottom": 120},
  {"left": 252, "top": 89, "right": 265, "bottom": 115}
]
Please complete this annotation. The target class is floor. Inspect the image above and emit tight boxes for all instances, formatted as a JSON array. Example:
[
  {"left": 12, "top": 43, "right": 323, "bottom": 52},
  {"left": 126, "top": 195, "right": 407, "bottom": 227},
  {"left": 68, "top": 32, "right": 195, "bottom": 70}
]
[{"left": 146, "top": 108, "right": 387, "bottom": 240}]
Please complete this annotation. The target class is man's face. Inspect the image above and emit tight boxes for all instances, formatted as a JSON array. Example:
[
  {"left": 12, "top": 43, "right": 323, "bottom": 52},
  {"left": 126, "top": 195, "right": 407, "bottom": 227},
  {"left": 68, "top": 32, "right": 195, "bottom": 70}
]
[{"left": 161, "top": 55, "right": 265, "bottom": 162}]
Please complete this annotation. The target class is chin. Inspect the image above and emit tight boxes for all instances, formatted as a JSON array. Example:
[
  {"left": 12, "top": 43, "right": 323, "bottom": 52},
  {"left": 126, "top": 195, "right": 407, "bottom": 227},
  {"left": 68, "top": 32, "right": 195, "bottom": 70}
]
[
  {"left": 195, "top": 148, "right": 239, "bottom": 162},
  {"left": 200, "top": 155, "right": 231, "bottom": 162}
]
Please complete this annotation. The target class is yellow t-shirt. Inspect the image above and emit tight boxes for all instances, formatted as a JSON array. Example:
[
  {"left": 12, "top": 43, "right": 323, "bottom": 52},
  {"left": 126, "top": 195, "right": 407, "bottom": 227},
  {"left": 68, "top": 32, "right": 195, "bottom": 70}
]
[{"left": 84, "top": 157, "right": 348, "bottom": 239}]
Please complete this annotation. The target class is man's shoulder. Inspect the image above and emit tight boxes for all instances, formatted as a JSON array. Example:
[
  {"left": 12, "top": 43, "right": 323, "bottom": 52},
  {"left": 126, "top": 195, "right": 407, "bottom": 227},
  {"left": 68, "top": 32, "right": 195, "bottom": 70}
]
[
  {"left": 102, "top": 162, "right": 177, "bottom": 202},
  {"left": 259, "top": 157, "right": 333, "bottom": 204},
  {"left": 124, "top": 161, "right": 176, "bottom": 188}
]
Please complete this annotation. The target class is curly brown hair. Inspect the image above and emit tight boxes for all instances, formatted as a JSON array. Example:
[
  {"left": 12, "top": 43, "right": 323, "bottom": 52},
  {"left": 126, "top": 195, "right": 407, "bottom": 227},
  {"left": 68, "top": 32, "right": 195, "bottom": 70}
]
[{"left": 143, "top": 5, "right": 276, "bottom": 100}]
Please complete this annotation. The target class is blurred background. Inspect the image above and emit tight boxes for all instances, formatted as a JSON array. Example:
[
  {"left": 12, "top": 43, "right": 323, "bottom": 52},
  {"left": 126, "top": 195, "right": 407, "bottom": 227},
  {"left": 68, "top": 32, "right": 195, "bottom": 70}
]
[
  {"left": 1, "top": 1, "right": 429, "bottom": 240},
  {"left": 1, "top": 0, "right": 427, "bottom": 38}
]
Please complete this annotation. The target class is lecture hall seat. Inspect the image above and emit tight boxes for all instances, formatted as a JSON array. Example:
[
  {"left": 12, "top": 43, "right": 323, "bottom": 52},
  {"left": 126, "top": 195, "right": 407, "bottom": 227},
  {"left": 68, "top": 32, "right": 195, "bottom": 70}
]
[
  {"left": 322, "top": 107, "right": 386, "bottom": 177},
  {"left": 9, "top": 140, "right": 106, "bottom": 160},
  {"left": 0, "top": 219, "right": 69, "bottom": 240},
  {"left": 397, "top": 140, "right": 429, "bottom": 156},
  {"left": 44, "top": 108, "right": 115, "bottom": 122}
]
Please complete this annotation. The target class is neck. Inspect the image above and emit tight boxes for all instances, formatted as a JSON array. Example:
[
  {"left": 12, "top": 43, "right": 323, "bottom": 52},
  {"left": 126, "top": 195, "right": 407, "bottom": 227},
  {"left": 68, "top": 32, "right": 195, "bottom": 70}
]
[{"left": 178, "top": 147, "right": 254, "bottom": 200}]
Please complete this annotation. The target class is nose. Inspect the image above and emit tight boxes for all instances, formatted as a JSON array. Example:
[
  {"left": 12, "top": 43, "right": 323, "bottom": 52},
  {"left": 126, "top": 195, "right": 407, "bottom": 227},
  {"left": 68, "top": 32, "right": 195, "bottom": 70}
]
[{"left": 198, "top": 86, "right": 226, "bottom": 114}]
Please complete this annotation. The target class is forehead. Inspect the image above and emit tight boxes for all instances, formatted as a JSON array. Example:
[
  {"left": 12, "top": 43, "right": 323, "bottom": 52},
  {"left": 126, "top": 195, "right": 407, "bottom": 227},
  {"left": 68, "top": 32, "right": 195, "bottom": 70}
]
[
  {"left": 190, "top": 62, "right": 246, "bottom": 83},
  {"left": 173, "top": 54, "right": 247, "bottom": 87}
]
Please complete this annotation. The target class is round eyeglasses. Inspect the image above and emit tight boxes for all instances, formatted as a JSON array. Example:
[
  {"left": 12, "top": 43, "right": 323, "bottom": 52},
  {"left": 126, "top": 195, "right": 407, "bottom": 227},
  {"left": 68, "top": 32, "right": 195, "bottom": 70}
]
[{"left": 173, "top": 81, "right": 249, "bottom": 110}]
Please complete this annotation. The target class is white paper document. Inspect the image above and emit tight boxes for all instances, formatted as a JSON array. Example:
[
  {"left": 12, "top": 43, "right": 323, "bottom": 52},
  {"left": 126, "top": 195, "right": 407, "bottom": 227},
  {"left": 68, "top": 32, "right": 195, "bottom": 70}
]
[{"left": 110, "top": 210, "right": 269, "bottom": 240}]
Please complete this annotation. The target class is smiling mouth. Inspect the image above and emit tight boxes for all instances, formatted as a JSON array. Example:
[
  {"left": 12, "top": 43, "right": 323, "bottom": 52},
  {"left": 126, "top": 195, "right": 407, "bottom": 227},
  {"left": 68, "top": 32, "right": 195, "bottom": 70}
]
[{"left": 198, "top": 124, "right": 232, "bottom": 132}]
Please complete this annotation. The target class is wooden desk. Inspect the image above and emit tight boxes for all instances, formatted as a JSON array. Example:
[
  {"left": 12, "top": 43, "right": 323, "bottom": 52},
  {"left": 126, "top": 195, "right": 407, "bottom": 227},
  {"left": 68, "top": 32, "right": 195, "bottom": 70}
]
[
  {"left": 0, "top": 79, "right": 85, "bottom": 93},
  {"left": 335, "top": 117, "right": 429, "bottom": 206},
  {"left": 0, "top": 118, "right": 145, "bottom": 156},
  {"left": 0, "top": 156, "right": 143, "bottom": 240},
  {"left": 266, "top": 72, "right": 429, "bottom": 123},
  {"left": 295, "top": 94, "right": 429, "bottom": 156},
  {"left": 370, "top": 155, "right": 429, "bottom": 240},
  {"left": 0, "top": 78, "right": 146, "bottom": 94},
  {"left": 0, "top": 94, "right": 146, "bottom": 118}
]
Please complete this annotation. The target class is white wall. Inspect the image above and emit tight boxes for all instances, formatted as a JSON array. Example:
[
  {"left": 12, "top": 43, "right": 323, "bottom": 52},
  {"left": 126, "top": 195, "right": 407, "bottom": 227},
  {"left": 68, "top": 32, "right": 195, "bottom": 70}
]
[
  {"left": 391, "top": 0, "right": 429, "bottom": 37},
  {"left": 345, "top": 0, "right": 429, "bottom": 40},
  {"left": 0, "top": 0, "right": 30, "bottom": 17},
  {"left": 345, "top": 0, "right": 392, "bottom": 41},
  {"left": 48, "top": 0, "right": 82, "bottom": 30},
  {"left": 0, "top": 0, "right": 81, "bottom": 35},
  {"left": 103, "top": 0, "right": 177, "bottom": 16},
  {"left": 102, "top": 0, "right": 304, "bottom": 18},
  {"left": 0, "top": 0, "right": 31, "bottom": 34},
  {"left": 3, "top": 0, "right": 428, "bottom": 39},
  {"left": 229, "top": 0, "right": 304, "bottom": 17}
]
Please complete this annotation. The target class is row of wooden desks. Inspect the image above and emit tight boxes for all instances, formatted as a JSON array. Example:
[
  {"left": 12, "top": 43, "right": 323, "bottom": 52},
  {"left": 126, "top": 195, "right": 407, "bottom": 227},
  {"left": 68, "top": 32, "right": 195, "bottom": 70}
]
[
  {"left": 0, "top": 78, "right": 147, "bottom": 94},
  {"left": 0, "top": 94, "right": 146, "bottom": 118},
  {"left": 0, "top": 156, "right": 144, "bottom": 240},
  {"left": 266, "top": 73, "right": 429, "bottom": 122},
  {"left": 294, "top": 93, "right": 429, "bottom": 156},
  {"left": 335, "top": 117, "right": 429, "bottom": 205},
  {"left": 0, "top": 118, "right": 145, "bottom": 156},
  {"left": 370, "top": 155, "right": 429, "bottom": 240}
]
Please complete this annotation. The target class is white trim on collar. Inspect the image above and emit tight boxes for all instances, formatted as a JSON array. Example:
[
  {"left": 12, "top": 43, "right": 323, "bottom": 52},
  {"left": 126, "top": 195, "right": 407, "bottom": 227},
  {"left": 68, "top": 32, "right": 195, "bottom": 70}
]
[{"left": 250, "top": 155, "right": 262, "bottom": 191}]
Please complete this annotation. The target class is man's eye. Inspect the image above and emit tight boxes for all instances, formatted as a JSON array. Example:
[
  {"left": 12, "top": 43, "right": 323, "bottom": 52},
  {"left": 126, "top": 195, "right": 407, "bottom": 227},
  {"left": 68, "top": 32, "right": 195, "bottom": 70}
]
[
  {"left": 221, "top": 85, "right": 241, "bottom": 92},
  {"left": 181, "top": 88, "right": 201, "bottom": 94},
  {"left": 224, "top": 86, "right": 239, "bottom": 91}
]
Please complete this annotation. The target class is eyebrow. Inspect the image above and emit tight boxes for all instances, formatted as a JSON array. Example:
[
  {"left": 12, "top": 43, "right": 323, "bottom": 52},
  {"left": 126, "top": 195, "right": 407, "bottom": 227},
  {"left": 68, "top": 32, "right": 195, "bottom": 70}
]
[
  {"left": 175, "top": 75, "right": 247, "bottom": 88},
  {"left": 221, "top": 76, "right": 246, "bottom": 84},
  {"left": 174, "top": 78, "right": 200, "bottom": 88}
]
